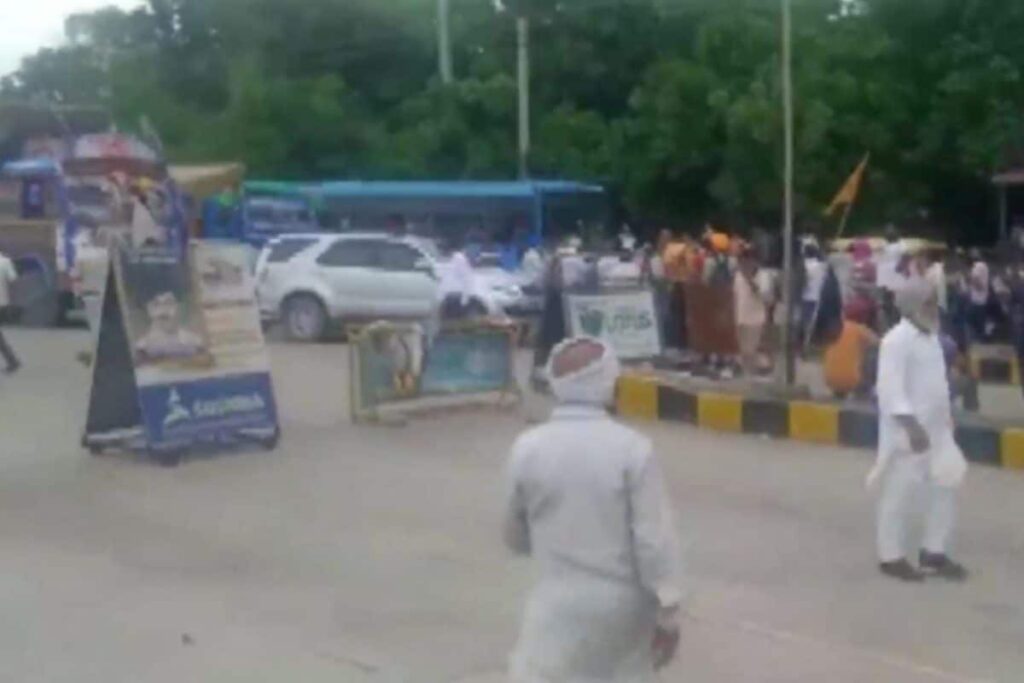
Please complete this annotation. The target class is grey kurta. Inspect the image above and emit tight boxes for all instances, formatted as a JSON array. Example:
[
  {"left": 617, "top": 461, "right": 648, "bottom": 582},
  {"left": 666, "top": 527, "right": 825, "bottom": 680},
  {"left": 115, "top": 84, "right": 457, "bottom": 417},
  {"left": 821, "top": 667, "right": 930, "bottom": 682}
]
[{"left": 505, "top": 405, "right": 682, "bottom": 682}]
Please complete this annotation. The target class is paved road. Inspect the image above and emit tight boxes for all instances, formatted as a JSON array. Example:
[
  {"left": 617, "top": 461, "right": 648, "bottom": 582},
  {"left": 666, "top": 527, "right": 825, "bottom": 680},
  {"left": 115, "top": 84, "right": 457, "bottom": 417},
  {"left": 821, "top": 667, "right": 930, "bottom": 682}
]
[{"left": 1, "top": 329, "right": 1022, "bottom": 682}]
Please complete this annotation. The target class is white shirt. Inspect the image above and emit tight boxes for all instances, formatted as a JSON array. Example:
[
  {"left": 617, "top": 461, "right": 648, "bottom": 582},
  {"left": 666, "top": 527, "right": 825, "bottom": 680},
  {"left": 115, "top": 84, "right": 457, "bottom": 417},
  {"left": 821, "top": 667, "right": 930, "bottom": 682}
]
[
  {"left": 648, "top": 254, "right": 665, "bottom": 280},
  {"left": 596, "top": 255, "right": 620, "bottom": 282},
  {"left": 504, "top": 405, "right": 682, "bottom": 681},
  {"left": 969, "top": 261, "right": 990, "bottom": 305},
  {"left": 876, "top": 319, "right": 952, "bottom": 458},
  {"left": 0, "top": 253, "right": 16, "bottom": 308},
  {"left": 131, "top": 198, "right": 164, "bottom": 245},
  {"left": 598, "top": 256, "right": 641, "bottom": 287},
  {"left": 877, "top": 241, "right": 906, "bottom": 290},
  {"left": 926, "top": 262, "right": 947, "bottom": 310},
  {"left": 520, "top": 248, "right": 544, "bottom": 287},
  {"left": 803, "top": 258, "right": 827, "bottom": 303},
  {"left": 559, "top": 254, "right": 587, "bottom": 288},
  {"left": 734, "top": 271, "right": 767, "bottom": 327},
  {"left": 438, "top": 251, "right": 475, "bottom": 304},
  {"left": 135, "top": 327, "right": 205, "bottom": 360}
]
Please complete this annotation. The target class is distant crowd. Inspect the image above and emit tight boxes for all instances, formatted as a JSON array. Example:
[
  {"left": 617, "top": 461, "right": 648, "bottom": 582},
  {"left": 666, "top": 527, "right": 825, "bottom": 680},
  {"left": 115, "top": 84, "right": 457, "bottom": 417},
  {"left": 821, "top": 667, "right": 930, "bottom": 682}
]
[
  {"left": 503, "top": 221, "right": 1024, "bottom": 408},
  {"left": 643, "top": 223, "right": 1024, "bottom": 408}
]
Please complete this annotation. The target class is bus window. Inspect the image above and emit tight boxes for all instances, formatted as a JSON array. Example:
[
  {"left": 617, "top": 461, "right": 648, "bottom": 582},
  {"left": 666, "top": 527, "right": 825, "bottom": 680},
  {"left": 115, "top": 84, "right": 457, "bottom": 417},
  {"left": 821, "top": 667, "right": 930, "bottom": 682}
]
[
  {"left": 246, "top": 197, "right": 318, "bottom": 234},
  {"left": 431, "top": 213, "right": 484, "bottom": 242}
]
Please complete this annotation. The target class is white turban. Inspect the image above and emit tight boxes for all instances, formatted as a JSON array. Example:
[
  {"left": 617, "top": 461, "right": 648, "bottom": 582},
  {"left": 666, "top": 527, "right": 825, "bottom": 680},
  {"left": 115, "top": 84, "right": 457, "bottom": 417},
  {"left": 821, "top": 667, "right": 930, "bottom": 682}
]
[
  {"left": 546, "top": 336, "right": 621, "bottom": 405},
  {"left": 896, "top": 277, "right": 939, "bottom": 332}
]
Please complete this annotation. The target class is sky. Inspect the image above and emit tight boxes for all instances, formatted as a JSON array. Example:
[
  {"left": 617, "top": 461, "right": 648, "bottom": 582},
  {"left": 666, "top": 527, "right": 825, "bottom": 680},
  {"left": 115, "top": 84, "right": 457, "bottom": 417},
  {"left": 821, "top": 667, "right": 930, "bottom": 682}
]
[{"left": 0, "top": 0, "right": 144, "bottom": 78}]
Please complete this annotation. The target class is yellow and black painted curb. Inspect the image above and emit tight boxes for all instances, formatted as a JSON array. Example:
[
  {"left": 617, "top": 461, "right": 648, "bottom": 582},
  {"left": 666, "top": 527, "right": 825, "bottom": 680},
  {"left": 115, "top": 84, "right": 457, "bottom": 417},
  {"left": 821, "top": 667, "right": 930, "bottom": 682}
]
[
  {"left": 969, "top": 354, "right": 1021, "bottom": 386},
  {"left": 616, "top": 373, "right": 1024, "bottom": 471}
]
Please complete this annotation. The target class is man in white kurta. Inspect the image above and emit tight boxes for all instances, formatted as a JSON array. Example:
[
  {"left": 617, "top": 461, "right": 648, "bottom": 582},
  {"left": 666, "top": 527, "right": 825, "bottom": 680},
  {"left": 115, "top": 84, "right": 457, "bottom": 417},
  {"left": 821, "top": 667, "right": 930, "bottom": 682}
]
[
  {"left": 871, "top": 279, "right": 968, "bottom": 582},
  {"left": 504, "top": 338, "right": 682, "bottom": 682}
]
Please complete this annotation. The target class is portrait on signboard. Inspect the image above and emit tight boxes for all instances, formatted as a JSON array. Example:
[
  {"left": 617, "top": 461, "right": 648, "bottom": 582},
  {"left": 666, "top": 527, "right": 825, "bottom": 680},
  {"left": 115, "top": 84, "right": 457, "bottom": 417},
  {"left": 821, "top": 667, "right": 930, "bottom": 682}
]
[
  {"left": 193, "top": 242, "right": 254, "bottom": 304},
  {"left": 365, "top": 322, "right": 425, "bottom": 397},
  {"left": 117, "top": 249, "right": 210, "bottom": 368}
]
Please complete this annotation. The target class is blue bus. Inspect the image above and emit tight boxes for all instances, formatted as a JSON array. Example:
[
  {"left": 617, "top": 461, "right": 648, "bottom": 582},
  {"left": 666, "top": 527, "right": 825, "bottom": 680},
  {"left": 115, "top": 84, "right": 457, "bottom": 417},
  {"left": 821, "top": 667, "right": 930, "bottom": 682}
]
[{"left": 205, "top": 180, "right": 608, "bottom": 252}]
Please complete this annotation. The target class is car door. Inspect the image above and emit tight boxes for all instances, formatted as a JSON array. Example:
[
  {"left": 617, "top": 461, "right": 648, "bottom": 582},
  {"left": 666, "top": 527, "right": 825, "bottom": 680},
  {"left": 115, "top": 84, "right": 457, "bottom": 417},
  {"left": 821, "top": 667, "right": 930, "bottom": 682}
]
[
  {"left": 376, "top": 242, "right": 438, "bottom": 318},
  {"left": 314, "top": 238, "right": 381, "bottom": 317}
]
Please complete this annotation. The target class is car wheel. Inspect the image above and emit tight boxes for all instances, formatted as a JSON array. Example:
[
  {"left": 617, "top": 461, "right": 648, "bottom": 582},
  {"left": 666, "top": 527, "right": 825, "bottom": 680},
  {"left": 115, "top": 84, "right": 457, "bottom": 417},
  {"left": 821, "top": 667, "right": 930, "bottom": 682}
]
[
  {"left": 283, "top": 294, "right": 327, "bottom": 342},
  {"left": 259, "top": 427, "right": 281, "bottom": 451}
]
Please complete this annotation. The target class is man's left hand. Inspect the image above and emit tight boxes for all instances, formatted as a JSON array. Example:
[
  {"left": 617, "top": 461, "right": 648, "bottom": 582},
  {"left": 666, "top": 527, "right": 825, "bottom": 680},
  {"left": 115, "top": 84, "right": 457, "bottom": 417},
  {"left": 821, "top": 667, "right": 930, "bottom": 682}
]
[{"left": 652, "top": 624, "right": 680, "bottom": 670}]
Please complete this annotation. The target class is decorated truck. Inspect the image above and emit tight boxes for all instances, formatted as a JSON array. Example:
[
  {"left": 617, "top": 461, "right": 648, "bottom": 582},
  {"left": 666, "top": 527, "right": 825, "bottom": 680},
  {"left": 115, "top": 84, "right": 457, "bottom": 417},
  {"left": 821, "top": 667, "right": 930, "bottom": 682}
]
[{"left": 0, "top": 133, "right": 187, "bottom": 326}]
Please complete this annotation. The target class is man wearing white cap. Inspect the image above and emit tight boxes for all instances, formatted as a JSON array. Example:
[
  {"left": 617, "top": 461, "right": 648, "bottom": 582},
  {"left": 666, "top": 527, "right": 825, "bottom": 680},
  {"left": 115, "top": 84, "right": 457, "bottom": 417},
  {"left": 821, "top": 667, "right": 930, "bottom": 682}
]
[
  {"left": 504, "top": 337, "right": 683, "bottom": 681},
  {"left": 870, "top": 278, "right": 968, "bottom": 582}
]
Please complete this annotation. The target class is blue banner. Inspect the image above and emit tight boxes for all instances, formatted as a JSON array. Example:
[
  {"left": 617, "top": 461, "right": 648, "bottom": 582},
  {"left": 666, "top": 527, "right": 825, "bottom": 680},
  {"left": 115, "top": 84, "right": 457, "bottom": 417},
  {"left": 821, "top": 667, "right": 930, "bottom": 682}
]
[
  {"left": 137, "top": 372, "right": 278, "bottom": 449},
  {"left": 420, "top": 330, "right": 514, "bottom": 395},
  {"left": 353, "top": 323, "right": 516, "bottom": 417}
]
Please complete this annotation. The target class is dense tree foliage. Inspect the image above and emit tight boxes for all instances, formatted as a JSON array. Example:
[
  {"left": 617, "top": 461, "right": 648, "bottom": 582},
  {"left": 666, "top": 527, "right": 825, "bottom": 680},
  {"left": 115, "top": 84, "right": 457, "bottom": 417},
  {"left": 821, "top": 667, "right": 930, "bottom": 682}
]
[{"left": 4, "top": 0, "right": 1024, "bottom": 242}]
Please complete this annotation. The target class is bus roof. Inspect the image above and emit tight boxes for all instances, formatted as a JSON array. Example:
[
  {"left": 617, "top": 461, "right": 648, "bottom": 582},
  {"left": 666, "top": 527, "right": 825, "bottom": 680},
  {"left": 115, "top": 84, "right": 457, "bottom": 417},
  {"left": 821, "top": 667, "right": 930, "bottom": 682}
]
[
  {"left": 244, "top": 179, "right": 604, "bottom": 200},
  {"left": 315, "top": 180, "right": 603, "bottom": 198},
  {"left": 243, "top": 180, "right": 313, "bottom": 196}
]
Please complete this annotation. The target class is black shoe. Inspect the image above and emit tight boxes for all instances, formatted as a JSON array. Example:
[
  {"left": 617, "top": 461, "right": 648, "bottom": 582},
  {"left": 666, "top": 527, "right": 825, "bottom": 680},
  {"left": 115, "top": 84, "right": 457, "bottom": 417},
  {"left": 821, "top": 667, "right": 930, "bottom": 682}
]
[
  {"left": 879, "top": 559, "right": 925, "bottom": 582},
  {"left": 919, "top": 551, "right": 969, "bottom": 581},
  {"left": 4, "top": 361, "right": 20, "bottom": 374}
]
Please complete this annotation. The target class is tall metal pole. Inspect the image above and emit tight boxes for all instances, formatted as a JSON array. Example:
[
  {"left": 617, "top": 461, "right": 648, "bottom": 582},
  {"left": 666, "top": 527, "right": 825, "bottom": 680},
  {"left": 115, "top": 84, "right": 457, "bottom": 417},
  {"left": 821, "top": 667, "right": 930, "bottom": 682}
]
[
  {"left": 438, "top": 0, "right": 453, "bottom": 84},
  {"left": 999, "top": 183, "right": 1008, "bottom": 241},
  {"left": 517, "top": 15, "right": 530, "bottom": 179},
  {"left": 780, "top": 0, "right": 796, "bottom": 386}
]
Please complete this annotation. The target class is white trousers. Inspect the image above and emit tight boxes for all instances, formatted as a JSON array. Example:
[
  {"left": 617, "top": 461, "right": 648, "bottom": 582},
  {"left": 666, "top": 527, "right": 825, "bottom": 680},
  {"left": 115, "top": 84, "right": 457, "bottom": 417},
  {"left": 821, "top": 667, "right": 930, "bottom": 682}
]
[
  {"left": 510, "top": 576, "right": 658, "bottom": 683},
  {"left": 876, "top": 452, "right": 957, "bottom": 562}
]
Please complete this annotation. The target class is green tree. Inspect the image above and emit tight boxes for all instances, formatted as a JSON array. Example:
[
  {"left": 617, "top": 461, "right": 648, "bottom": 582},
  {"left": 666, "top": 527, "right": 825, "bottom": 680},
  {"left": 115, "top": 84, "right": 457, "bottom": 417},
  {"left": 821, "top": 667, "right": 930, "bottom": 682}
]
[{"left": 4, "top": 0, "right": 1024, "bottom": 241}]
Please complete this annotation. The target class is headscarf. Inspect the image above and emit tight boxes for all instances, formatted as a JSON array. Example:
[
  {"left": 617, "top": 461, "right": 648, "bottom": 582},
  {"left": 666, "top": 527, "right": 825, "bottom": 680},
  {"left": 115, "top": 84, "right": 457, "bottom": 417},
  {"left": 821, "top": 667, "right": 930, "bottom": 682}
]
[
  {"left": 850, "top": 239, "right": 872, "bottom": 262},
  {"left": 896, "top": 277, "right": 939, "bottom": 333},
  {"left": 545, "top": 336, "right": 621, "bottom": 406}
]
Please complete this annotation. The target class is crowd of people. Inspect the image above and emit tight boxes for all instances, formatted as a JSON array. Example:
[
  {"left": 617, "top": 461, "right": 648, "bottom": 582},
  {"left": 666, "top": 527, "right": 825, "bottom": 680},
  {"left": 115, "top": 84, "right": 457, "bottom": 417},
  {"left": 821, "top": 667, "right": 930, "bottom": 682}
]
[
  {"left": 393, "top": 217, "right": 1022, "bottom": 411},
  {"left": 637, "top": 223, "right": 1024, "bottom": 410},
  {"left": 815, "top": 227, "right": 1024, "bottom": 408}
]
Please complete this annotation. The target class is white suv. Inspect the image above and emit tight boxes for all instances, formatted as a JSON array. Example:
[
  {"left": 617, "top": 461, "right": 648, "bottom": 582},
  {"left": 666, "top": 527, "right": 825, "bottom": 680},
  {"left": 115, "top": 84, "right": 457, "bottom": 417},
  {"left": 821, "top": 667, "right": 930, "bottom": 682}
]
[{"left": 254, "top": 233, "right": 523, "bottom": 341}]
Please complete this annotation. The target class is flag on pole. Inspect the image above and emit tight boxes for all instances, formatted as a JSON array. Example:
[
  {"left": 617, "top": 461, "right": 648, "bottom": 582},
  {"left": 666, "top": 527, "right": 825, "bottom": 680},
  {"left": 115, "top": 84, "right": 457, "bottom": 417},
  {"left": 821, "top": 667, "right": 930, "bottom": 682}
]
[{"left": 824, "top": 153, "right": 869, "bottom": 217}]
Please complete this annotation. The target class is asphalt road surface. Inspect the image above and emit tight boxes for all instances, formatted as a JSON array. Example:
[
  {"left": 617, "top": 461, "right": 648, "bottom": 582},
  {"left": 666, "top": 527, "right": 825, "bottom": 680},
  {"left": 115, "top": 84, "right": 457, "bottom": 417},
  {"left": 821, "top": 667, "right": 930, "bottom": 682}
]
[{"left": 1, "top": 328, "right": 1022, "bottom": 682}]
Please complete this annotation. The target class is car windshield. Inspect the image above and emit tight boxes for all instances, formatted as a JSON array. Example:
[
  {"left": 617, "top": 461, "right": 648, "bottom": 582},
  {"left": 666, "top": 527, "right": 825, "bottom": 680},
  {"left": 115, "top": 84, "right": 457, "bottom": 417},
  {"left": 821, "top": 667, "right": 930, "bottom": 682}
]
[
  {"left": 407, "top": 237, "right": 441, "bottom": 260},
  {"left": 265, "top": 237, "right": 318, "bottom": 263}
]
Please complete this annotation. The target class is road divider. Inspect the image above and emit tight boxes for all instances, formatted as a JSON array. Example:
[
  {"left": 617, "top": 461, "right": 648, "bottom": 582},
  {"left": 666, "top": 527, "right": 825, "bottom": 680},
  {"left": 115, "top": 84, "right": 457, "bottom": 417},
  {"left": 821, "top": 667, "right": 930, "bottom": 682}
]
[{"left": 616, "top": 373, "right": 1024, "bottom": 470}]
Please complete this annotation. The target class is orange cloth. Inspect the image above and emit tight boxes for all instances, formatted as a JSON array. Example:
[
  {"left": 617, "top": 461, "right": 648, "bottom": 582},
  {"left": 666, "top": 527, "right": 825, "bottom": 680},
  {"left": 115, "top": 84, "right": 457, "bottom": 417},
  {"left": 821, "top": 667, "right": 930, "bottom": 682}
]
[
  {"left": 662, "top": 242, "right": 688, "bottom": 281},
  {"left": 663, "top": 241, "right": 709, "bottom": 283},
  {"left": 709, "top": 232, "right": 730, "bottom": 253},
  {"left": 823, "top": 321, "right": 876, "bottom": 393}
]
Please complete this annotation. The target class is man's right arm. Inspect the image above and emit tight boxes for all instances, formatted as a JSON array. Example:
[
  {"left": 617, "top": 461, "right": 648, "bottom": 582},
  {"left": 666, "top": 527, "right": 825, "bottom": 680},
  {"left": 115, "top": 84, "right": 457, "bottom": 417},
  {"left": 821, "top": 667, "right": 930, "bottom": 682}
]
[
  {"left": 628, "top": 443, "right": 684, "bottom": 668},
  {"left": 502, "top": 442, "right": 530, "bottom": 555},
  {"left": 627, "top": 443, "right": 683, "bottom": 628},
  {"left": 877, "top": 332, "right": 929, "bottom": 452}
]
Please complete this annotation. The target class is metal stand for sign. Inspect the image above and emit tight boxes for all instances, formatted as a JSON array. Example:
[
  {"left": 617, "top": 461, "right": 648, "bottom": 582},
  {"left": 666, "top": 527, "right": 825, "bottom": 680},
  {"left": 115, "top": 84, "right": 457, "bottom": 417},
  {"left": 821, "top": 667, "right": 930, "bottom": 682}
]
[
  {"left": 81, "top": 246, "right": 281, "bottom": 466},
  {"left": 349, "top": 319, "right": 522, "bottom": 424}
]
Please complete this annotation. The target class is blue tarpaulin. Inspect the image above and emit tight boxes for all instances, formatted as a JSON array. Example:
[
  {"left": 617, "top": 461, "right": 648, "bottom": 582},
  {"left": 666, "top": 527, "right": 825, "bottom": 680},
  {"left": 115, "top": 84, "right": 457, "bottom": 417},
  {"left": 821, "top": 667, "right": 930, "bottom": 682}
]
[{"left": 1, "top": 158, "right": 60, "bottom": 178}]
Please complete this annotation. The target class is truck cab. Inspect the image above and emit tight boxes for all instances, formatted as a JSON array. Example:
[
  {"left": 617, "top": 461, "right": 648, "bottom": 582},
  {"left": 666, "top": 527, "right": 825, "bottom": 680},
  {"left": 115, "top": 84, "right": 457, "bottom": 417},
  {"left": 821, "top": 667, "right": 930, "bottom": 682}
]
[{"left": 0, "top": 133, "right": 187, "bottom": 326}]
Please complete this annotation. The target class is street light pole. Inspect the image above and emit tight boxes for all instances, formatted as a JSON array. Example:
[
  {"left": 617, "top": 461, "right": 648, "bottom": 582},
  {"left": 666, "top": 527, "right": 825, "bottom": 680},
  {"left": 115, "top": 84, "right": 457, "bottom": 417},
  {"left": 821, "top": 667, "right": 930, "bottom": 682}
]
[
  {"left": 438, "top": 0, "right": 453, "bottom": 84},
  {"left": 780, "top": 0, "right": 796, "bottom": 386},
  {"left": 516, "top": 14, "right": 530, "bottom": 179}
]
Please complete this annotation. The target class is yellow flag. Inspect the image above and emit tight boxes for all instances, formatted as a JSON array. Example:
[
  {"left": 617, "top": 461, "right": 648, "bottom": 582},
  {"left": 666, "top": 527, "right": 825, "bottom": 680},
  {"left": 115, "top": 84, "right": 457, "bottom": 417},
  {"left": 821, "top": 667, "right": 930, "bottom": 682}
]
[{"left": 824, "top": 153, "right": 869, "bottom": 217}]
